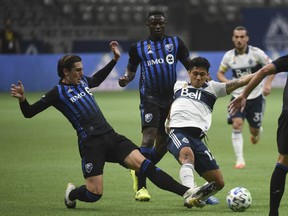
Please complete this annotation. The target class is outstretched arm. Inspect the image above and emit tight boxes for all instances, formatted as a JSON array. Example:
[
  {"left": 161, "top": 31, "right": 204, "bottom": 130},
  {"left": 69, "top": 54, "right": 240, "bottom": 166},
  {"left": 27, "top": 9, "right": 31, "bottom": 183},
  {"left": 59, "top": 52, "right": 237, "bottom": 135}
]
[
  {"left": 10, "top": 81, "right": 25, "bottom": 102},
  {"left": 225, "top": 74, "right": 254, "bottom": 95},
  {"left": 228, "top": 63, "right": 277, "bottom": 114},
  {"left": 90, "top": 41, "right": 121, "bottom": 87}
]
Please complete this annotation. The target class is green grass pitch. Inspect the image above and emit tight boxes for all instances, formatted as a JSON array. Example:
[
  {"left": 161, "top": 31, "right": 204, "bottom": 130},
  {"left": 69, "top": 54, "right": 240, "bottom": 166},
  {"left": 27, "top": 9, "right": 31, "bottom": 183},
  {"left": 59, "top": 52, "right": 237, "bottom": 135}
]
[{"left": 0, "top": 88, "right": 287, "bottom": 216}]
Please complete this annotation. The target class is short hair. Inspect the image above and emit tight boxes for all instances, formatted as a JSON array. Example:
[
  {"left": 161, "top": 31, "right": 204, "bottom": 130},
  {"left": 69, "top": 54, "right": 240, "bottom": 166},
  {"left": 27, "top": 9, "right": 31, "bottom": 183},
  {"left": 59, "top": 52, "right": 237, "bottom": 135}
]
[
  {"left": 57, "top": 55, "right": 81, "bottom": 78},
  {"left": 189, "top": 57, "right": 211, "bottom": 71},
  {"left": 147, "top": 10, "right": 166, "bottom": 19},
  {"left": 233, "top": 26, "right": 249, "bottom": 36}
]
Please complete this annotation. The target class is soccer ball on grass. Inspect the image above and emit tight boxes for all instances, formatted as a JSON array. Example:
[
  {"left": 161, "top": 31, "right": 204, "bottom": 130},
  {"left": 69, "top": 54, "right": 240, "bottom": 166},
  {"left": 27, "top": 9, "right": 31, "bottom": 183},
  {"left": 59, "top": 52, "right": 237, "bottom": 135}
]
[{"left": 226, "top": 187, "right": 252, "bottom": 212}]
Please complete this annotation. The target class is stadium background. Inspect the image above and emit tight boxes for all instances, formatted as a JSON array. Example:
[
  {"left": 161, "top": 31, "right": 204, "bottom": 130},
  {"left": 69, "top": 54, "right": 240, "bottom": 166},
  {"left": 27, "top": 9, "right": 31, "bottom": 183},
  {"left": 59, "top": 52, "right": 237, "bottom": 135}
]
[{"left": 1, "top": 0, "right": 288, "bottom": 92}]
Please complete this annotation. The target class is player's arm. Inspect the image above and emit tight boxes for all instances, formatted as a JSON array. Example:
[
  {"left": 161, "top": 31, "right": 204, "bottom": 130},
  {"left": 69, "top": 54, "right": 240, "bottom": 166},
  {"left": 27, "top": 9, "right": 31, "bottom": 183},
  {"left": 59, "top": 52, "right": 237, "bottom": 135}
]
[
  {"left": 225, "top": 73, "right": 254, "bottom": 95},
  {"left": 10, "top": 81, "right": 51, "bottom": 118},
  {"left": 177, "top": 37, "right": 190, "bottom": 70},
  {"left": 90, "top": 41, "right": 120, "bottom": 87},
  {"left": 228, "top": 63, "right": 277, "bottom": 114},
  {"left": 262, "top": 74, "right": 275, "bottom": 96},
  {"left": 118, "top": 44, "right": 138, "bottom": 87},
  {"left": 217, "top": 68, "right": 230, "bottom": 83}
]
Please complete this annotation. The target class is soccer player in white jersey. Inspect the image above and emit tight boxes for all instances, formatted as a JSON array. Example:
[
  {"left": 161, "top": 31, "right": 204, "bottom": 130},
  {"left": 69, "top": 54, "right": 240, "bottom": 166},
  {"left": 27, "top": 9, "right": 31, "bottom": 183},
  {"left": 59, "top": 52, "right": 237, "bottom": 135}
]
[
  {"left": 216, "top": 26, "right": 275, "bottom": 169},
  {"left": 165, "top": 56, "right": 255, "bottom": 208}
]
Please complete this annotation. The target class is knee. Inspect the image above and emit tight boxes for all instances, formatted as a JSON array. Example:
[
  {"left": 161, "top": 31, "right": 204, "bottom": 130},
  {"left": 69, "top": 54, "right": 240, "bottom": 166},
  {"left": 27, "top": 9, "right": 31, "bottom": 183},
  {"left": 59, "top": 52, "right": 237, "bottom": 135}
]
[
  {"left": 215, "top": 180, "right": 225, "bottom": 191},
  {"left": 142, "top": 135, "right": 155, "bottom": 147}
]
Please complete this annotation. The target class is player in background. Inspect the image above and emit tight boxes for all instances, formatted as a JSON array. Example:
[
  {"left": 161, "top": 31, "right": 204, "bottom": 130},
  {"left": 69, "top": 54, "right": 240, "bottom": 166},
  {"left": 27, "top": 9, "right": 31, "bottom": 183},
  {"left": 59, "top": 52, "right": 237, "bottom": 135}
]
[
  {"left": 228, "top": 55, "right": 288, "bottom": 216},
  {"left": 165, "top": 56, "right": 256, "bottom": 208},
  {"left": 216, "top": 26, "right": 275, "bottom": 169},
  {"left": 118, "top": 10, "right": 191, "bottom": 201},
  {"left": 10, "top": 41, "right": 216, "bottom": 209}
]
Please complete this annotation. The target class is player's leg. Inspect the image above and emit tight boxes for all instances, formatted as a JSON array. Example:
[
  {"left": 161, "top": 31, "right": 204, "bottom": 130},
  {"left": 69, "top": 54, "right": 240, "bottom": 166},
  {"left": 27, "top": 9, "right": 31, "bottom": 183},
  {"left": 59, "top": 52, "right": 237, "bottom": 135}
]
[
  {"left": 125, "top": 149, "right": 216, "bottom": 207},
  {"left": 65, "top": 175, "right": 103, "bottom": 208},
  {"left": 134, "top": 103, "right": 161, "bottom": 201},
  {"left": 133, "top": 127, "right": 157, "bottom": 201},
  {"left": 247, "top": 95, "right": 265, "bottom": 144},
  {"left": 269, "top": 111, "right": 288, "bottom": 216},
  {"left": 231, "top": 117, "right": 245, "bottom": 168},
  {"left": 64, "top": 136, "right": 105, "bottom": 208},
  {"left": 151, "top": 107, "right": 170, "bottom": 164},
  {"left": 167, "top": 128, "right": 219, "bottom": 207}
]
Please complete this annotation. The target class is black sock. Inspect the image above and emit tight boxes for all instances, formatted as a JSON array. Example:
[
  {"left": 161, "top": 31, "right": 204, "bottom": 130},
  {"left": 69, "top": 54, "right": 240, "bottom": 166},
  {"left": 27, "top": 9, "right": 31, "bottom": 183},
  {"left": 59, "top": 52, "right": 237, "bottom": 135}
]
[
  {"left": 151, "top": 147, "right": 165, "bottom": 165},
  {"left": 137, "top": 147, "right": 152, "bottom": 190},
  {"left": 69, "top": 185, "right": 102, "bottom": 203},
  {"left": 269, "top": 163, "right": 288, "bottom": 216},
  {"left": 140, "top": 159, "right": 189, "bottom": 196}
]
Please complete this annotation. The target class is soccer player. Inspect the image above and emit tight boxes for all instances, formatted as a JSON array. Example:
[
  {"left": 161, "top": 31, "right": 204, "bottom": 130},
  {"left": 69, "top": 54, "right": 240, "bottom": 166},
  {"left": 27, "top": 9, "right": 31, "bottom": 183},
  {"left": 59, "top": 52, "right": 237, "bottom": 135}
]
[
  {"left": 216, "top": 26, "right": 275, "bottom": 169},
  {"left": 228, "top": 55, "right": 288, "bottom": 216},
  {"left": 165, "top": 56, "right": 256, "bottom": 208},
  {"left": 118, "top": 10, "right": 190, "bottom": 201},
  {"left": 10, "top": 41, "right": 216, "bottom": 209}
]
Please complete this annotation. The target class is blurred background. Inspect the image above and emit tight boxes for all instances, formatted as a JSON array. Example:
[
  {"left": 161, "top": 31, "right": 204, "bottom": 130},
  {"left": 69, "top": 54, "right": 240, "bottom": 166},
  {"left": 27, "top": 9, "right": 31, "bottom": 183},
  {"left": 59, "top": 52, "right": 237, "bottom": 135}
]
[
  {"left": 0, "top": 0, "right": 288, "bottom": 91},
  {"left": 1, "top": 0, "right": 288, "bottom": 53}
]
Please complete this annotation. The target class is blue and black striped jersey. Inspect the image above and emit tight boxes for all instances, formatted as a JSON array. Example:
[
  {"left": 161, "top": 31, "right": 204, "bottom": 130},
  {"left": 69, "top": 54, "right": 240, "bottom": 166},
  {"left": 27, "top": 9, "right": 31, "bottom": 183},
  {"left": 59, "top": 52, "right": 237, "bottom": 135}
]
[
  {"left": 128, "top": 35, "right": 190, "bottom": 107},
  {"left": 19, "top": 60, "right": 117, "bottom": 141}
]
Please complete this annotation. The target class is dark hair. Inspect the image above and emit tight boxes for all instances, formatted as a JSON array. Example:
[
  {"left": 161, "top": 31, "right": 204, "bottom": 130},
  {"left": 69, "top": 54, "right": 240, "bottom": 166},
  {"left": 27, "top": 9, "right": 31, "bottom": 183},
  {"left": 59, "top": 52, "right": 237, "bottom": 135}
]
[
  {"left": 57, "top": 55, "right": 81, "bottom": 78},
  {"left": 233, "top": 26, "right": 249, "bottom": 36},
  {"left": 189, "top": 57, "right": 211, "bottom": 71},
  {"left": 147, "top": 10, "right": 166, "bottom": 19}
]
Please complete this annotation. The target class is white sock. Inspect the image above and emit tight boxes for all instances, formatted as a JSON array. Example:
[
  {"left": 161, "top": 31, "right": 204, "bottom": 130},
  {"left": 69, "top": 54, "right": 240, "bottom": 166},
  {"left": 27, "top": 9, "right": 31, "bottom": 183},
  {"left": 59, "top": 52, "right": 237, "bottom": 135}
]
[
  {"left": 232, "top": 130, "right": 245, "bottom": 163},
  {"left": 179, "top": 163, "right": 195, "bottom": 188}
]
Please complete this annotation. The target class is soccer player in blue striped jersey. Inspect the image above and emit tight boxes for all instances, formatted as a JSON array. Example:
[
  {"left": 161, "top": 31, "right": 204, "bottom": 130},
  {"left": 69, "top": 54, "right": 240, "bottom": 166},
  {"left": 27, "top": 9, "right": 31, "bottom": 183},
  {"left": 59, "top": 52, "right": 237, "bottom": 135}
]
[
  {"left": 118, "top": 10, "right": 190, "bottom": 201},
  {"left": 10, "top": 41, "right": 217, "bottom": 209}
]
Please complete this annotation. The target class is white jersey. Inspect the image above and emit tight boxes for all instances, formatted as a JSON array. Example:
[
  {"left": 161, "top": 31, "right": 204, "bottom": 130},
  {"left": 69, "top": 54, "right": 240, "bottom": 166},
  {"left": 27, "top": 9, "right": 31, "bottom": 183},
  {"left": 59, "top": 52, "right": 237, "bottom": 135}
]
[
  {"left": 169, "top": 80, "right": 227, "bottom": 133},
  {"left": 219, "top": 45, "right": 272, "bottom": 99}
]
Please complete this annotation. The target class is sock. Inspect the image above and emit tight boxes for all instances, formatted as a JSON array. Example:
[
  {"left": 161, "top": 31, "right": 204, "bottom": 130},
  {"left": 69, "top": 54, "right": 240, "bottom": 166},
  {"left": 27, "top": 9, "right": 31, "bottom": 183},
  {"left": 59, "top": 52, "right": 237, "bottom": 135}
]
[
  {"left": 269, "top": 163, "right": 288, "bottom": 216},
  {"left": 137, "top": 147, "right": 153, "bottom": 190},
  {"left": 179, "top": 163, "right": 194, "bottom": 188},
  {"left": 151, "top": 147, "right": 163, "bottom": 165},
  {"left": 232, "top": 130, "right": 244, "bottom": 163},
  {"left": 140, "top": 159, "right": 189, "bottom": 196},
  {"left": 69, "top": 185, "right": 102, "bottom": 203}
]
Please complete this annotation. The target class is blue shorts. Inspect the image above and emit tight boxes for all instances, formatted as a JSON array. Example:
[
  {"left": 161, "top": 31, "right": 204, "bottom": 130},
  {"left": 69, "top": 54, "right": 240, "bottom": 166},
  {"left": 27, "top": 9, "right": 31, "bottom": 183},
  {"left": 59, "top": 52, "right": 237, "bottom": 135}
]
[
  {"left": 167, "top": 128, "right": 219, "bottom": 176},
  {"left": 227, "top": 94, "right": 265, "bottom": 128}
]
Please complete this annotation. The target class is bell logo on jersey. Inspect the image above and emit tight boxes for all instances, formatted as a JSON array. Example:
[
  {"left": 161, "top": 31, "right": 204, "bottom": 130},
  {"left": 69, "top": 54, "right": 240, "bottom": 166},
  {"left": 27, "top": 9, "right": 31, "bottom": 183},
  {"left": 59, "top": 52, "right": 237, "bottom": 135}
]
[
  {"left": 181, "top": 88, "right": 202, "bottom": 100},
  {"left": 234, "top": 67, "right": 252, "bottom": 78}
]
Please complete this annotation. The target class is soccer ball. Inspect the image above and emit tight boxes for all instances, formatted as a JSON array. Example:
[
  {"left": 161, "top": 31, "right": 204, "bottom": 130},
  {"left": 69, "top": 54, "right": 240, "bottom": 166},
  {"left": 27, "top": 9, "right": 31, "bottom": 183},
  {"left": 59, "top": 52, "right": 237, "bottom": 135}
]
[{"left": 226, "top": 187, "right": 252, "bottom": 212}]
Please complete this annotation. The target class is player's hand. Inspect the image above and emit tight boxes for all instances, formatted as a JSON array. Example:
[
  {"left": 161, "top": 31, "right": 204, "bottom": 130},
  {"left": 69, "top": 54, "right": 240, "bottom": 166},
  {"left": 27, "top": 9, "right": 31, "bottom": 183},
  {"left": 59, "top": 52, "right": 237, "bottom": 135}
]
[
  {"left": 110, "top": 41, "right": 120, "bottom": 62},
  {"left": 10, "top": 81, "right": 26, "bottom": 102},
  {"left": 118, "top": 76, "right": 130, "bottom": 87},
  {"left": 228, "top": 95, "right": 247, "bottom": 115}
]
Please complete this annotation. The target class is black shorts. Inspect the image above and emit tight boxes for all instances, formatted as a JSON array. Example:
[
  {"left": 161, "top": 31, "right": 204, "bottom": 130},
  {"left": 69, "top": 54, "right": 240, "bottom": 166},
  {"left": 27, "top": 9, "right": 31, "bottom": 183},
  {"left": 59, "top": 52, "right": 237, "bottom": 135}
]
[
  {"left": 139, "top": 101, "right": 170, "bottom": 134},
  {"left": 277, "top": 110, "right": 288, "bottom": 154},
  {"left": 79, "top": 130, "right": 139, "bottom": 178},
  {"left": 227, "top": 94, "right": 265, "bottom": 128}
]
